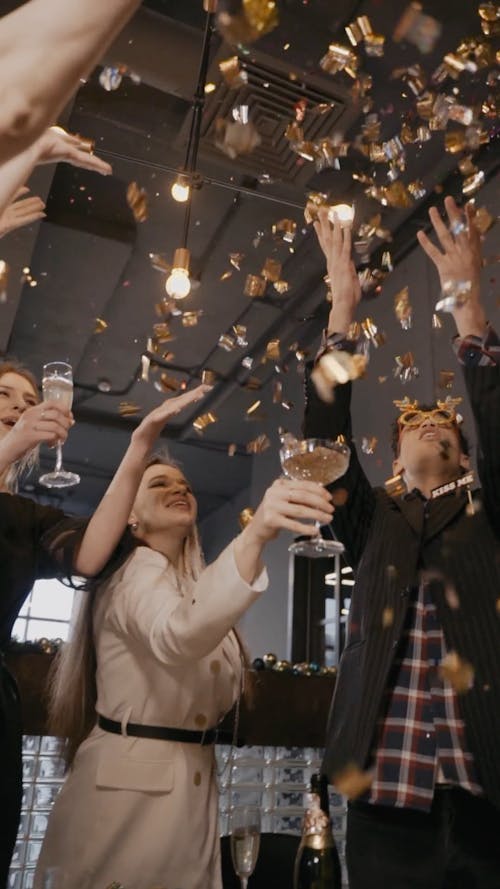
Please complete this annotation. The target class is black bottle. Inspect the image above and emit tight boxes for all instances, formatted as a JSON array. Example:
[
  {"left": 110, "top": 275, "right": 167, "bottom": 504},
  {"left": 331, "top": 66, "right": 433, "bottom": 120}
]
[{"left": 293, "top": 773, "right": 342, "bottom": 889}]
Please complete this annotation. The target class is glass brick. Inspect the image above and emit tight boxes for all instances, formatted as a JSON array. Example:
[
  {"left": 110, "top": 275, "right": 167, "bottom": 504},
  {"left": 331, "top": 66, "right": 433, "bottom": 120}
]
[
  {"left": 11, "top": 841, "right": 26, "bottom": 868},
  {"left": 7, "top": 871, "right": 22, "bottom": 889},
  {"left": 25, "top": 841, "right": 42, "bottom": 867},
  {"left": 22, "top": 871, "right": 35, "bottom": 889},
  {"left": 230, "top": 765, "right": 264, "bottom": 785},
  {"left": 274, "top": 747, "right": 308, "bottom": 764},
  {"left": 21, "top": 784, "right": 34, "bottom": 810},
  {"left": 229, "top": 789, "right": 262, "bottom": 808},
  {"left": 17, "top": 812, "right": 30, "bottom": 839},
  {"left": 271, "top": 813, "right": 303, "bottom": 834},
  {"left": 36, "top": 757, "right": 65, "bottom": 781},
  {"left": 40, "top": 737, "right": 63, "bottom": 756},
  {"left": 274, "top": 790, "right": 304, "bottom": 808},
  {"left": 22, "top": 758, "right": 36, "bottom": 782},
  {"left": 30, "top": 813, "right": 50, "bottom": 838},
  {"left": 34, "top": 784, "right": 60, "bottom": 809},
  {"left": 274, "top": 766, "right": 307, "bottom": 785},
  {"left": 22, "top": 737, "right": 40, "bottom": 755}
]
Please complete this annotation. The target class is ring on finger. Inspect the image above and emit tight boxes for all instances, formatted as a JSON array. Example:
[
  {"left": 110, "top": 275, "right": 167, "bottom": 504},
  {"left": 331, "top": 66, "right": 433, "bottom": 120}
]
[{"left": 450, "top": 219, "right": 467, "bottom": 237}]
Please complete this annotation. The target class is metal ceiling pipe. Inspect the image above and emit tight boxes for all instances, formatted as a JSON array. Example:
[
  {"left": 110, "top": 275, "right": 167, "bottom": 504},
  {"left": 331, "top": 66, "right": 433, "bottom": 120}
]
[{"left": 101, "top": 8, "right": 206, "bottom": 100}]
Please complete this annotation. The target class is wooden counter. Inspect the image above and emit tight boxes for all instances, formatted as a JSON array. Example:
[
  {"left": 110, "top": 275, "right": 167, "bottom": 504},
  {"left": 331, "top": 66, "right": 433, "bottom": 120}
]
[{"left": 6, "top": 650, "right": 336, "bottom": 747}]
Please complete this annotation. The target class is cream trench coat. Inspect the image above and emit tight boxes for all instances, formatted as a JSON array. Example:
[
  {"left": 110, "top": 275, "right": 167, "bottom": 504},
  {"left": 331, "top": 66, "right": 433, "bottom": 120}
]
[{"left": 34, "top": 542, "right": 268, "bottom": 889}]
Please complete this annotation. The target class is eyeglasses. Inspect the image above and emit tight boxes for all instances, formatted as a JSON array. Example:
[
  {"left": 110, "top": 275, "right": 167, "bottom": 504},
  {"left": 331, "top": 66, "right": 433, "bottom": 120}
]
[{"left": 397, "top": 408, "right": 457, "bottom": 429}]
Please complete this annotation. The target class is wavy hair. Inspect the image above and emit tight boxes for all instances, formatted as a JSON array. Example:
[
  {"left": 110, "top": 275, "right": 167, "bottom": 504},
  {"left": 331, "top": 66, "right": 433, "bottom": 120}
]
[
  {"left": 47, "top": 453, "right": 205, "bottom": 767},
  {"left": 0, "top": 359, "right": 40, "bottom": 491}
]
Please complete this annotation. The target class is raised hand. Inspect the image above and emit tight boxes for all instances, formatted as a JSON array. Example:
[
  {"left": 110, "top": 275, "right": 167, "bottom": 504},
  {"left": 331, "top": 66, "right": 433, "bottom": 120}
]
[
  {"left": 0, "top": 187, "right": 45, "bottom": 238},
  {"left": 314, "top": 210, "right": 361, "bottom": 334},
  {"left": 248, "top": 477, "right": 334, "bottom": 544},
  {"left": 131, "top": 384, "right": 212, "bottom": 451},
  {"left": 417, "top": 196, "right": 486, "bottom": 338},
  {"left": 35, "top": 126, "right": 112, "bottom": 176}
]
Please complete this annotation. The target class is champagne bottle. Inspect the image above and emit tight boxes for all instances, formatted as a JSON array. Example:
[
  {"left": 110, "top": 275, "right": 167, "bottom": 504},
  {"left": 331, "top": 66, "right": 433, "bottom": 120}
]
[{"left": 293, "top": 773, "right": 342, "bottom": 889}]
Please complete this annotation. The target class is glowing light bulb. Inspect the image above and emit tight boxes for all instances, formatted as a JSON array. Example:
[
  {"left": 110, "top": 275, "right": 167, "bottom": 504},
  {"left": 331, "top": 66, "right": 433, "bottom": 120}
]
[
  {"left": 166, "top": 269, "right": 191, "bottom": 298},
  {"left": 171, "top": 175, "right": 191, "bottom": 203},
  {"left": 328, "top": 203, "right": 355, "bottom": 225},
  {"left": 165, "top": 248, "right": 191, "bottom": 299}
]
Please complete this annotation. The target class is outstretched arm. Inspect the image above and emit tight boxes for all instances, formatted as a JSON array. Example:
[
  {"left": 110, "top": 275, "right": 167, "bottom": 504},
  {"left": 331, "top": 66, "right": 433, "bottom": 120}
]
[
  {"left": 303, "top": 211, "right": 376, "bottom": 566},
  {"left": 0, "top": 188, "right": 45, "bottom": 239},
  {"left": 0, "top": 0, "right": 140, "bottom": 164},
  {"left": 74, "top": 385, "right": 212, "bottom": 576}
]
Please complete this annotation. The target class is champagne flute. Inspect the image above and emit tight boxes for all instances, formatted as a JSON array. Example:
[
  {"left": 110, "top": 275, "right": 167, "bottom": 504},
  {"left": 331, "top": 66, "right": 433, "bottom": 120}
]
[
  {"left": 39, "top": 362, "right": 80, "bottom": 488},
  {"left": 230, "top": 806, "right": 261, "bottom": 889},
  {"left": 280, "top": 437, "right": 350, "bottom": 558}
]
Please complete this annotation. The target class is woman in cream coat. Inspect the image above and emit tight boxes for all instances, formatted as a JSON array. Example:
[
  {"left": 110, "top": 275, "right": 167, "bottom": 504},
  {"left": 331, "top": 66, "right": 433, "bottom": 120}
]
[{"left": 35, "top": 456, "right": 334, "bottom": 889}]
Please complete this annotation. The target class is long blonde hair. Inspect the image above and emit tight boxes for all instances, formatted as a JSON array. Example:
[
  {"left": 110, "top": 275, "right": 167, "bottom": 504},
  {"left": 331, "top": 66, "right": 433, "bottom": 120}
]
[
  {"left": 48, "top": 454, "right": 205, "bottom": 767},
  {"left": 0, "top": 360, "right": 40, "bottom": 491}
]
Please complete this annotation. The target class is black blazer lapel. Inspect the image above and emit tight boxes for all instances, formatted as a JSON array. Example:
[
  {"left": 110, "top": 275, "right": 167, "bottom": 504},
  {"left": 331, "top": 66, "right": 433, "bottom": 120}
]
[
  {"left": 423, "top": 490, "right": 468, "bottom": 543},
  {"left": 394, "top": 493, "right": 425, "bottom": 538}
]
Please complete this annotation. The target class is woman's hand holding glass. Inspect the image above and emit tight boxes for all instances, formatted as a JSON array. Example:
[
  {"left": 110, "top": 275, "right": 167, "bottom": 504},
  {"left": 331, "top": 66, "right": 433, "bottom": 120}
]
[
  {"left": 248, "top": 477, "right": 335, "bottom": 544},
  {"left": 0, "top": 401, "right": 72, "bottom": 464}
]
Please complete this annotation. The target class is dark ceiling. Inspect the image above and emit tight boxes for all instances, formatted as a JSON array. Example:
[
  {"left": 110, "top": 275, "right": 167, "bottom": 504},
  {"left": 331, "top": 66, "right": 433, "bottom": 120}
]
[{"left": 0, "top": 0, "right": 498, "bottom": 521}]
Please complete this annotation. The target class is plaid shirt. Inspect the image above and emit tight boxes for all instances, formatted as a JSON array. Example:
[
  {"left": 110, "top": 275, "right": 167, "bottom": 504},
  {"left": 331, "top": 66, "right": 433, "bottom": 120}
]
[
  {"left": 317, "top": 325, "right": 498, "bottom": 812},
  {"left": 368, "top": 576, "right": 483, "bottom": 812}
]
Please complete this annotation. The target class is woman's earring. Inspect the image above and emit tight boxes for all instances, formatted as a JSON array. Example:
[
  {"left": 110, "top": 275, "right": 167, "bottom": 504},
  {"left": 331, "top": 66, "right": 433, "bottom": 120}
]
[{"left": 131, "top": 522, "right": 139, "bottom": 532}]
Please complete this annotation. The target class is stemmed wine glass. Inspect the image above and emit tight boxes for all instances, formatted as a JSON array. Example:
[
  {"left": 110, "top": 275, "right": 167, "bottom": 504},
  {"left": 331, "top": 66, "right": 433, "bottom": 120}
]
[
  {"left": 279, "top": 437, "right": 350, "bottom": 559},
  {"left": 230, "top": 806, "right": 261, "bottom": 889},
  {"left": 39, "top": 362, "right": 80, "bottom": 488}
]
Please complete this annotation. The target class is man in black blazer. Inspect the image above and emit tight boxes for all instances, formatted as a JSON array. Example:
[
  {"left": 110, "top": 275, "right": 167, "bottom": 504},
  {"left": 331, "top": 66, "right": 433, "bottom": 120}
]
[{"left": 303, "top": 196, "right": 500, "bottom": 888}]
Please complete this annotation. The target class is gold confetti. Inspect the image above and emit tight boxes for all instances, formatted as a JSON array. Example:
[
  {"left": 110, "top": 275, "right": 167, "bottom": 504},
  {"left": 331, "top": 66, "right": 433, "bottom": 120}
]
[
  {"left": 272, "top": 219, "right": 297, "bottom": 243},
  {"left": 381, "top": 607, "right": 394, "bottom": 628},
  {"left": 218, "top": 56, "right": 248, "bottom": 89},
  {"left": 119, "top": 401, "right": 141, "bottom": 417},
  {"left": 320, "top": 42, "right": 359, "bottom": 78},
  {"left": 432, "top": 313, "right": 443, "bottom": 329},
  {"left": 265, "top": 339, "right": 280, "bottom": 361},
  {"left": 393, "top": 3, "right": 442, "bottom": 54},
  {"left": 220, "top": 269, "right": 233, "bottom": 281},
  {"left": 229, "top": 252, "right": 245, "bottom": 270},
  {"left": 0, "top": 260, "right": 10, "bottom": 303},
  {"left": 394, "top": 352, "right": 419, "bottom": 383},
  {"left": 218, "top": 333, "right": 236, "bottom": 352},
  {"left": 312, "top": 351, "right": 367, "bottom": 402},
  {"left": 394, "top": 287, "right": 413, "bottom": 330},
  {"left": 246, "top": 399, "right": 262, "bottom": 415},
  {"left": 228, "top": 443, "right": 237, "bottom": 457},
  {"left": 153, "top": 322, "right": 174, "bottom": 343},
  {"left": 331, "top": 488, "right": 349, "bottom": 506},
  {"left": 217, "top": 0, "right": 279, "bottom": 45},
  {"left": 333, "top": 764, "right": 374, "bottom": 800},
  {"left": 273, "top": 280, "right": 289, "bottom": 295},
  {"left": 156, "top": 373, "right": 182, "bottom": 393},
  {"left": 126, "top": 181, "right": 148, "bottom": 222},
  {"left": 444, "top": 585, "right": 460, "bottom": 610},
  {"left": 196, "top": 370, "right": 214, "bottom": 389},
  {"left": 181, "top": 311, "right": 201, "bottom": 327},
  {"left": 261, "top": 258, "right": 282, "bottom": 282},
  {"left": 244, "top": 274, "right": 267, "bottom": 298},
  {"left": 384, "top": 474, "right": 406, "bottom": 497},
  {"left": 273, "top": 380, "right": 283, "bottom": 403},
  {"left": 246, "top": 433, "right": 271, "bottom": 454},
  {"left": 239, "top": 508, "right": 255, "bottom": 529},
  {"left": 438, "top": 370, "right": 455, "bottom": 389},
  {"left": 193, "top": 412, "right": 218, "bottom": 433},
  {"left": 244, "top": 376, "right": 262, "bottom": 390},
  {"left": 439, "top": 651, "right": 474, "bottom": 693},
  {"left": 473, "top": 206, "right": 495, "bottom": 234}
]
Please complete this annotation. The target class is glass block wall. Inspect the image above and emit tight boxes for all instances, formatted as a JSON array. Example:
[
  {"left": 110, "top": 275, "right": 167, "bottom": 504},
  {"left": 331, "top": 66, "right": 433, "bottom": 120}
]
[{"left": 10, "top": 738, "right": 348, "bottom": 888}]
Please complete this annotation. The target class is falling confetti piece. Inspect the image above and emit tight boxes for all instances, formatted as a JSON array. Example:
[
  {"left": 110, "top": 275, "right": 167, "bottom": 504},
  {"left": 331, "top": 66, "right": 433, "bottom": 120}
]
[
  {"left": 438, "top": 370, "right": 455, "bottom": 389},
  {"left": 246, "top": 399, "right": 262, "bottom": 416},
  {"left": 119, "top": 402, "right": 141, "bottom": 417},
  {"left": 331, "top": 488, "right": 349, "bottom": 506},
  {"left": 239, "top": 508, "right": 255, "bottom": 529},
  {"left": 219, "top": 56, "right": 248, "bottom": 88},
  {"left": 214, "top": 117, "right": 261, "bottom": 159},
  {"left": 381, "top": 607, "right": 394, "bottom": 628},
  {"left": 261, "top": 258, "right": 282, "bottom": 282},
  {"left": 333, "top": 764, "right": 374, "bottom": 800},
  {"left": 229, "top": 252, "right": 245, "bottom": 270},
  {"left": 244, "top": 274, "right": 267, "bottom": 298},
  {"left": 193, "top": 412, "right": 218, "bottom": 433},
  {"left": 362, "top": 436, "right": 378, "bottom": 455},
  {"left": 385, "top": 474, "right": 406, "bottom": 497},
  {"left": 126, "top": 181, "right": 148, "bottom": 222},
  {"left": 0, "top": 260, "right": 10, "bottom": 303},
  {"left": 439, "top": 651, "right": 474, "bottom": 693},
  {"left": 228, "top": 443, "right": 237, "bottom": 457},
  {"left": 272, "top": 219, "right": 297, "bottom": 243},
  {"left": 201, "top": 369, "right": 217, "bottom": 385},
  {"left": 246, "top": 433, "right": 271, "bottom": 454},
  {"left": 93, "top": 318, "right": 108, "bottom": 334}
]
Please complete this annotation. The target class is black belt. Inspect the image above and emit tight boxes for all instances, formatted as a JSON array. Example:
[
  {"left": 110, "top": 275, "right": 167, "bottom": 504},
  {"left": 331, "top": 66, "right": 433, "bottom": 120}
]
[{"left": 98, "top": 714, "right": 231, "bottom": 745}]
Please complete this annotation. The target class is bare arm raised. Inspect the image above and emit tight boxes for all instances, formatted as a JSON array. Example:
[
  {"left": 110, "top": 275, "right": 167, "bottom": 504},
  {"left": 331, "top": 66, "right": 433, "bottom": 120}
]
[{"left": 0, "top": 0, "right": 140, "bottom": 164}]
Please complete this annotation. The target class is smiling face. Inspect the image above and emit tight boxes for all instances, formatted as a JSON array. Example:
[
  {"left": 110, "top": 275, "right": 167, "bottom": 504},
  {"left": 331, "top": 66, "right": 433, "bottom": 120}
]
[
  {"left": 129, "top": 463, "right": 198, "bottom": 538},
  {"left": 0, "top": 370, "right": 39, "bottom": 440},
  {"left": 393, "top": 414, "right": 469, "bottom": 481}
]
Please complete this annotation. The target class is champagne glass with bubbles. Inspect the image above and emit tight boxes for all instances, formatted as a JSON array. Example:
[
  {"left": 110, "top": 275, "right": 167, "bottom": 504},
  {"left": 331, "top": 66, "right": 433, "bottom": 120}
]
[
  {"left": 230, "top": 806, "right": 261, "bottom": 889},
  {"left": 39, "top": 362, "right": 80, "bottom": 488},
  {"left": 280, "top": 437, "right": 350, "bottom": 558}
]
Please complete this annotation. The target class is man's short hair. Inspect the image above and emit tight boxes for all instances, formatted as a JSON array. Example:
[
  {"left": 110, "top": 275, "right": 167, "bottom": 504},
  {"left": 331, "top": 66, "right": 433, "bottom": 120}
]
[{"left": 390, "top": 403, "right": 470, "bottom": 458}]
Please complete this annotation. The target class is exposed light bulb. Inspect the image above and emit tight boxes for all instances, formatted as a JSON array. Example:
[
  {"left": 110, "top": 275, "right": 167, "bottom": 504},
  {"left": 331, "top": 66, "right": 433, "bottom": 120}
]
[
  {"left": 328, "top": 203, "right": 355, "bottom": 225},
  {"left": 165, "top": 247, "right": 191, "bottom": 299},
  {"left": 166, "top": 269, "right": 191, "bottom": 299},
  {"left": 171, "top": 176, "right": 191, "bottom": 203}
]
